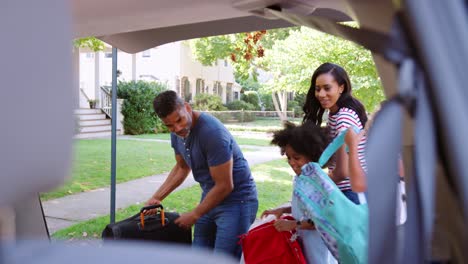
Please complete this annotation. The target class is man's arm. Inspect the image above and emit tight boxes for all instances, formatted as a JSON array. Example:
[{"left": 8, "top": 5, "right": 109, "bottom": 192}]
[
  {"left": 146, "top": 154, "right": 191, "bottom": 205},
  {"left": 175, "top": 158, "right": 234, "bottom": 227}
]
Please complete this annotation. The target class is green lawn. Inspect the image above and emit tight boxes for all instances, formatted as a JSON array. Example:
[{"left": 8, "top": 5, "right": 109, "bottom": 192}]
[
  {"left": 40, "top": 139, "right": 175, "bottom": 201},
  {"left": 225, "top": 117, "right": 302, "bottom": 132},
  {"left": 41, "top": 135, "right": 271, "bottom": 201},
  {"left": 52, "top": 159, "right": 293, "bottom": 240},
  {"left": 133, "top": 133, "right": 272, "bottom": 147}
]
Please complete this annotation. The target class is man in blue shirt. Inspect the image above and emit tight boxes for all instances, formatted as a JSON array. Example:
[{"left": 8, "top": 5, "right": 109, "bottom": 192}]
[{"left": 147, "top": 90, "right": 258, "bottom": 259}]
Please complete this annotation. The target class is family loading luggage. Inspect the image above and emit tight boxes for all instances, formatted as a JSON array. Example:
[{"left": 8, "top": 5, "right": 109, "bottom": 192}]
[{"left": 102, "top": 204, "right": 191, "bottom": 244}]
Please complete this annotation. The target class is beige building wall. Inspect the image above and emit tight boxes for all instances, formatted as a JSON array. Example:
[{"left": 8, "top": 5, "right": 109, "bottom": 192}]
[{"left": 78, "top": 41, "right": 241, "bottom": 108}]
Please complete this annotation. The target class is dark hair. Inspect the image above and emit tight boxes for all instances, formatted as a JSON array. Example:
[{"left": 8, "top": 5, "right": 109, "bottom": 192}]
[
  {"left": 271, "top": 121, "right": 331, "bottom": 163},
  {"left": 153, "top": 90, "right": 185, "bottom": 118},
  {"left": 302, "top": 63, "right": 367, "bottom": 127}
]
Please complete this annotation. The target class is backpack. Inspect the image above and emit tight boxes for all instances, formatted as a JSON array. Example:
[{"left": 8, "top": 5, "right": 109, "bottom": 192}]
[
  {"left": 240, "top": 215, "right": 307, "bottom": 264},
  {"left": 293, "top": 127, "right": 368, "bottom": 264}
]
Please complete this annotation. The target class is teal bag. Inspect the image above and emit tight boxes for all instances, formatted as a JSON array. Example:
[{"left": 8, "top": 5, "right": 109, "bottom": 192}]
[{"left": 293, "top": 127, "right": 368, "bottom": 264}]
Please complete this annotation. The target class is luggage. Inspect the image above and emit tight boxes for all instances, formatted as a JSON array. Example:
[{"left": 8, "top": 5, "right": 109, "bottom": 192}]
[
  {"left": 102, "top": 204, "right": 191, "bottom": 244},
  {"left": 294, "top": 127, "right": 368, "bottom": 264},
  {"left": 240, "top": 215, "right": 307, "bottom": 264}
]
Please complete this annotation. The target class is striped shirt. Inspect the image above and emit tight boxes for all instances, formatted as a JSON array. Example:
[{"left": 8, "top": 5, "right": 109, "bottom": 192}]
[{"left": 327, "top": 107, "right": 367, "bottom": 191}]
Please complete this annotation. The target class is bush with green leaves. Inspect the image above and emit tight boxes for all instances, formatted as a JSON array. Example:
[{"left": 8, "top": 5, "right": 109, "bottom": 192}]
[
  {"left": 287, "top": 100, "right": 304, "bottom": 118},
  {"left": 241, "top": 91, "right": 260, "bottom": 110},
  {"left": 259, "top": 92, "right": 275, "bottom": 111},
  {"left": 226, "top": 100, "right": 256, "bottom": 111},
  {"left": 192, "top": 93, "right": 227, "bottom": 111},
  {"left": 206, "top": 111, "right": 256, "bottom": 123},
  {"left": 117, "top": 80, "right": 168, "bottom": 135}
]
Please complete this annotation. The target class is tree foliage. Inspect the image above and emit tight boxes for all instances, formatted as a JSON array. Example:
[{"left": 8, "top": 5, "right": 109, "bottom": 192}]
[
  {"left": 190, "top": 26, "right": 384, "bottom": 113},
  {"left": 261, "top": 27, "right": 384, "bottom": 112},
  {"left": 190, "top": 28, "right": 295, "bottom": 81},
  {"left": 74, "top": 37, "right": 106, "bottom": 52}
]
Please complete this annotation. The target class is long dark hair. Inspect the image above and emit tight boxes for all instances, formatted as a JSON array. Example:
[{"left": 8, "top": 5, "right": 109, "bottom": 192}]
[{"left": 302, "top": 63, "right": 367, "bottom": 127}]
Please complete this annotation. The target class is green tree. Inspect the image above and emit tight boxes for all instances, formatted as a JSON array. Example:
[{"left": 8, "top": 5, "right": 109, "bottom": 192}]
[
  {"left": 190, "top": 28, "right": 295, "bottom": 81},
  {"left": 190, "top": 27, "right": 384, "bottom": 118},
  {"left": 261, "top": 27, "right": 384, "bottom": 113},
  {"left": 74, "top": 37, "right": 105, "bottom": 52},
  {"left": 190, "top": 28, "right": 296, "bottom": 119}
]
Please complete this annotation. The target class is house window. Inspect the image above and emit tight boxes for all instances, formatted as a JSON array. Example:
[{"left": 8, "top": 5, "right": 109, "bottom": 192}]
[
  {"left": 196, "top": 79, "right": 203, "bottom": 95},
  {"left": 234, "top": 92, "right": 239, "bottom": 100},
  {"left": 183, "top": 79, "right": 191, "bottom": 102},
  {"left": 142, "top": 49, "right": 151, "bottom": 58},
  {"left": 224, "top": 59, "right": 228, "bottom": 67},
  {"left": 226, "top": 83, "right": 233, "bottom": 103},
  {"left": 213, "top": 82, "right": 223, "bottom": 96},
  {"left": 104, "top": 52, "right": 113, "bottom": 58},
  {"left": 86, "top": 53, "right": 94, "bottom": 58}
]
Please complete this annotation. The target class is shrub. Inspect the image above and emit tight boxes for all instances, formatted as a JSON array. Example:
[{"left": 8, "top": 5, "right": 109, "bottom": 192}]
[
  {"left": 117, "top": 80, "right": 168, "bottom": 135},
  {"left": 241, "top": 91, "right": 260, "bottom": 110},
  {"left": 259, "top": 92, "right": 275, "bottom": 111},
  {"left": 205, "top": 111, "right": 256, "bottom": 123},
  {"left": 192, "top": 93, "right": 227, "bottom": 111},
  {"left": 287, "top": 100, "right": 304, "bottom": 118},
  {"left": 226, "top": 100, "right": 256, "bottom": 111}
]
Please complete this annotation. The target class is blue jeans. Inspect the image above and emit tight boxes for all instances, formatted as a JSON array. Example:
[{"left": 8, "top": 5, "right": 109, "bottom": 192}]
[
  {"left": 342, "top": 190, "right": 360, "bottom": 204},
  {"left": 193, "top": 199, "right": 258, "bottom": 260}
]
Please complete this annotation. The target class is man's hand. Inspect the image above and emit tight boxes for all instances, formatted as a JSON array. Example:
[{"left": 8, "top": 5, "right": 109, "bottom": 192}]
[
  {"left": 143, "top": 197, "right": 161, "bottom": 215},
  {"left": 174, "top": 211, "right": 200, "bottom": 229}
]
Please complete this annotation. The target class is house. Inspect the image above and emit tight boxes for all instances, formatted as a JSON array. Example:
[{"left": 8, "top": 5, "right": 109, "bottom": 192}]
[
  {"left": 76, "top": 41, "right": 242, "bottom": 138},
  {"left": 79, "top": 41, "right": 242, "bottom": 108}
]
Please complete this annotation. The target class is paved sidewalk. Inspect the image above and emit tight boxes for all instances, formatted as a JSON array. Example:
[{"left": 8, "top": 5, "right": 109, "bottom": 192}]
[{"left": 43, "top": 144, "right": 282, "bottom": 234}]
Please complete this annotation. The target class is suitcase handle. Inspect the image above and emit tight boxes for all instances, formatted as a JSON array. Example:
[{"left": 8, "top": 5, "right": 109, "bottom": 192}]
[
  {"left": 139, "top": 204, "right": 165, "bottom": 229},
  {"left": 140, "top": 204, "right": 164, "bottom": 212}
]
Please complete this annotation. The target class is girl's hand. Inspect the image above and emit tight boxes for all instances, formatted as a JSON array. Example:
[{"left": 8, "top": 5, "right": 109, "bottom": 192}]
[
  {"left": 261, "top": 207, "right": 286, "bottom": 219},
  {"left": 273, "top": 219, "right": 296, "bottom": 232}
]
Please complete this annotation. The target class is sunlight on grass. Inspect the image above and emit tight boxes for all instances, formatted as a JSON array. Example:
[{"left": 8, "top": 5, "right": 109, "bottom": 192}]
[
  {"left": 134, "top": 133, "right": 272, "bottom": 146},
  {"left": 40, "top": 139, "right": 174, "bottom": 201}
]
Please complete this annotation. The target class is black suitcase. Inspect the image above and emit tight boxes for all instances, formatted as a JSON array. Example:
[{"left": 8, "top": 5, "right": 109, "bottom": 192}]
[{"left": 102, "top": 204, "right": 191, "bottom": 244}]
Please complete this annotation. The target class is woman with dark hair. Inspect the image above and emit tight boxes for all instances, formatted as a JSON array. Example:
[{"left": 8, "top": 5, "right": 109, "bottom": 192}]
[{"left": 303, "top": 62, "right": 368, "bottom": 204}]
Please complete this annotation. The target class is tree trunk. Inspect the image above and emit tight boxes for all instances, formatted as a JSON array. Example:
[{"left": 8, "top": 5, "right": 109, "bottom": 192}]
[
  {"left": 272, "top": 91, "right": 287, "bottom": 122},
  {"left": 280, "top": 91, "right": 288, "bottom": 117}
]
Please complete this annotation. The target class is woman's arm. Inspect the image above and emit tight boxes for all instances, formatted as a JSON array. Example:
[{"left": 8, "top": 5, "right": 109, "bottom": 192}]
[{"left": 345, "top": 129, "right": 367, "bottom": 192}]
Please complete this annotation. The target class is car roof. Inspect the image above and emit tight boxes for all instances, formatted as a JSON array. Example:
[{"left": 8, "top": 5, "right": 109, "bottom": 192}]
[{"left": 72, "top": 0, "right": 378, "bottom": 53}]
